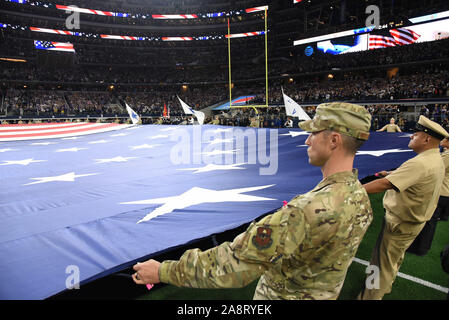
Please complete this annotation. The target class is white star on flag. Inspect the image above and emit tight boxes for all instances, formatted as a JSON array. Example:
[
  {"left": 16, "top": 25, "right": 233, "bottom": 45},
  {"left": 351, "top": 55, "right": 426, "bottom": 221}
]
[
  {"left": 200, "top": 149, "right": 238, "bottom": 156},
  {"left": 209, "top": 128, "right": 234, "bottom": 133},
  {"left": 120, "top": 184, "right": 276, "bottom": 223},
  {"left": 147, "top": 134, "right": 169, "bottom": 140},
  {"left": 281, "top": 131, "right": 309, "bottom": 138},
  {"left": 206, "top": 138, "right": 234, "bottom": 145},
  {"left": 88, "top": 140, "right": 109, "bottom": 144},
  {"left": 55, "top": 147, "right": 88, "bottom": 152},
  {"left": 1, "top": 158, "right": 47, "bottom": 166},
  {"left": 30, "top": 142, "right": 56, "bottom": 146},
  {"left": 94, "top": 156, "right": 137, "bottom": 164},
  {"left": 177, "top": 163, "right": 246, "bottom": 174},
  {"left": 24, "top": 172, "right": 99, "bottom": 185},
  {"left": 130, "top": 144, "right": 161, "bottom": 150},
  {"left": 62, "top": 137, "right": 80, "bottom": 140},
  {"left": 110, "top": 133, "right": 129, "bottom": 137},
  {"left": 159, "top": 127, "right": 180, "bottom": 132},
  {"left": 356, "top": 149, "right": 413, "bottom": 157}
]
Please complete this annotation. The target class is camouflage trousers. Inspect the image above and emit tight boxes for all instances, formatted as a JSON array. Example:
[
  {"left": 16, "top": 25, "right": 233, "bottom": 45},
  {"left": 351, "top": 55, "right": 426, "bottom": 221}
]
[{"left": 360, "top": 212, "right": 425, "bottom": 300}]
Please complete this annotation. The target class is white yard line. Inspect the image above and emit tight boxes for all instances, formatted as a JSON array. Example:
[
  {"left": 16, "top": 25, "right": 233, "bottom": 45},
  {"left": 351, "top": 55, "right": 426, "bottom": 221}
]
[{"left": 352, "top": 257, "right": 449, "bottom": 294}]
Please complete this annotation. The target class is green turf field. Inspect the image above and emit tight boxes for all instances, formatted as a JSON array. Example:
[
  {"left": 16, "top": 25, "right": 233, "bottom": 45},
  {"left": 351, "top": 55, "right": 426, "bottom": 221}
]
[{"left": 135, "top": 193, "right": 449, "bottom": 300}]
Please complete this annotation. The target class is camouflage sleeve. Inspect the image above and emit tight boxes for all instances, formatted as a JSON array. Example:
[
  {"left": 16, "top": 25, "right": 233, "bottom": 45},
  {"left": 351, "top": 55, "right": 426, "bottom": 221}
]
[{"left": 158, "top": 204, "right": 307, "bottom": 289}]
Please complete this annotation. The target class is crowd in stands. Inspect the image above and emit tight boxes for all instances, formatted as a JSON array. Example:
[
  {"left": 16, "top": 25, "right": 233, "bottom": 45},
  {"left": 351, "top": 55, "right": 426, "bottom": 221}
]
[
  {"left": 210, "top": 103, "right": 449, "bottom": 132},
  {"left": 2, "top": 5, "right": 449, "bottom": 130},
  {"left": 2, "top": 35, "right": 449, "bottom": 84},
  {"left": 2, "top": 60, "right": 448, "bottom": 106},
  {"left": 2, "top": 85, "right": 447, "bottom": 132},
  {"left": 279, "top": 70, "right": 449, "bottom": 102},
  {"left": 4, "top": 0, "right": 265, "bottom": 26}
]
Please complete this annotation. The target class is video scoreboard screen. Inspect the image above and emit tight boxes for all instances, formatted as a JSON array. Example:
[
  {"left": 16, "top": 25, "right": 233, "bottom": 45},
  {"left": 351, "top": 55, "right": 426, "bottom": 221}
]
[{"left": 295, "top": 16, "right": 449, "bottom": 56}]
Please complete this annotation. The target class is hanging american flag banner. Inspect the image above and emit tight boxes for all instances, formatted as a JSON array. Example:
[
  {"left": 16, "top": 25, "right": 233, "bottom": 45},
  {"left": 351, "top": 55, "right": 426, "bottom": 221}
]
[
  {"left": 152, "top": 14, "right": 198, "bottom": 19},
  {"left": 245, "top": 6, "right": 269, "bottom": 13},
  {"left": 33, "top": 40, "right": 75, "bottom": 53},
  {"left": 55, "top": 4, "right": 129, "bottom": 17},
  {"left": 30, "top": 27, "right": 80, "bottom": 36},
  {"left": 161, "top": 37, "right": 193, "bottom": 41},
  {"left": 225, "top": 31, "right": 265, "bottom": 38},
  {"left": 100, "top": 35, "right": 146, "bottom": 40}
]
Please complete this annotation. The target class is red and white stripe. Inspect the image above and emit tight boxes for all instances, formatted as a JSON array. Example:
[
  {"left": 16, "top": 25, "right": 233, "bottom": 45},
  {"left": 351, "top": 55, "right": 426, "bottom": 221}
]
[
  {"left": 100, "top": 35, "right": 139, "bottom": 40},
  {"left": 293, "top": 0, "right": 303, "bottom": 3},
  {"left": 30, "top": 27, "right": 73, "bottom": 36},
  {"left": 389, "top": 28, "right": 421, "bottom": 45},
  {"left": 368, "top": 35, "right": 397, "bottom": 49},
  {"left": 50, "top": 42, "right": 75, "bottom": 52},
  {"left": 233, "top": 96, "right": 255, "bottom": 104},
  {"left": 152, "top": 14, "right": 198, "bottom": 19},
  {"left": 245, "top": 6, "right": 268, "bottom": 13},
  {"left": 56, "top": 4, "right": 115, "bottom": 16},
  {"left": 161, "top": 37, "right": 193, "bottom": 41},
  {"left": 225, "top": 31, "right": 264, "bottom": 38},
  {"left": 0, "top": 122, "right": 132, "bottom": 141}
]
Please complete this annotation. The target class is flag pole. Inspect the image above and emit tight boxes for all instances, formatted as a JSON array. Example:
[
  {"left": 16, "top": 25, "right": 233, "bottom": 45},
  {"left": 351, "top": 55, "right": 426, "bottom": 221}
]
[{"left": 227, "top": 18, "right": 232, "bottom": 109}]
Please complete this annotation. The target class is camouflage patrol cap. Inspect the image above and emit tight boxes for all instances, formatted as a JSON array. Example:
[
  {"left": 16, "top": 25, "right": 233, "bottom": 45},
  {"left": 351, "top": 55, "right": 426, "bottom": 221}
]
[
  {"left": 299, "top": 102, "right": 372, "bottom": 140},
  {"left": 415, "top": 115, "right": 449, "bottom": 140}
]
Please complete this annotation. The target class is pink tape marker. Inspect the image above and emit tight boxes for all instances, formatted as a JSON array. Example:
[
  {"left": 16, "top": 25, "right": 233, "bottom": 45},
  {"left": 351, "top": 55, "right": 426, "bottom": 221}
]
[
  {"left": 146, "top": 283, "right": 154, "bottom": 291},
  {"left": 282, "top": 201, "right": 288, "bottom": 207}
]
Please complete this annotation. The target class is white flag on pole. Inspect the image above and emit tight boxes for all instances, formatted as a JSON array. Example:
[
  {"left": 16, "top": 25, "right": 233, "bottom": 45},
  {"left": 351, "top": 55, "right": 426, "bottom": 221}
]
[
  {"left": 177, "top": 96, "right": 205, "bottom": 125},
  {"left": 281, "top": 88, "right": 311, "bottom": 120},
  {"left": 125, "top": 103, "right": 141, "bottom": 125}
]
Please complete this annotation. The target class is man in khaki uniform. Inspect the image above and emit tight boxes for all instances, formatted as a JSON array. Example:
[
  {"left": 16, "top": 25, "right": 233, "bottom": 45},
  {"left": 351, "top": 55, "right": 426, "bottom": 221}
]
[
  {"left": 249, "top": 116, "right": 260, "bottom": 128},
  {"left": 359, "top": 115, "right": 448, "bottom": 300},
  {"left": 437, "top": 137, "right": 449, "bottom": 221},
  {"left": 132, "top": 102, "right": 373, "bottom": 300},
  {"left": 376, "top": 117, "right": 402, "bottom": 132},
  {"left": 211, "top": 116, "right": 220, "bottom": 125}
]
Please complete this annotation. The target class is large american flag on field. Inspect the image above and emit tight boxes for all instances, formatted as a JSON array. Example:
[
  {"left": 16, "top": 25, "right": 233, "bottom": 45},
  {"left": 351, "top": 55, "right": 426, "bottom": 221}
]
[
  {"left": 0, "top": 124, "right": 415, "bottom": 299},
  {"left": 368, "top": 28, "right": 421, "bottom": 50}
]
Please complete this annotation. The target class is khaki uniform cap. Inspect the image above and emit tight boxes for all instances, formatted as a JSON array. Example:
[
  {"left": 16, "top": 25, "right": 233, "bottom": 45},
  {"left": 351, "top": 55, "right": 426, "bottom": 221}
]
[
  {"left": 299, "top": 102, "right": 372, "bottom": 140},
  {"left": 415, "top": 115, "right": 449, "bottom": 140}
]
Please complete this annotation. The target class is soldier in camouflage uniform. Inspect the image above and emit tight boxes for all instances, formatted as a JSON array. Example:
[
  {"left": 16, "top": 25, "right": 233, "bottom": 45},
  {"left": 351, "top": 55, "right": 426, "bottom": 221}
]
[{"left": 132, "top": 102, "right": 373, "bottom": 300}]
